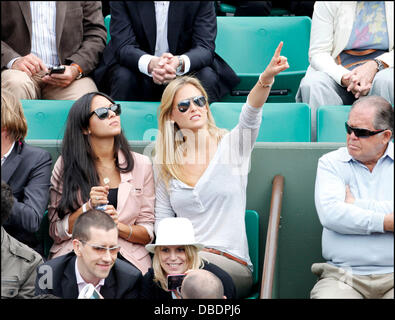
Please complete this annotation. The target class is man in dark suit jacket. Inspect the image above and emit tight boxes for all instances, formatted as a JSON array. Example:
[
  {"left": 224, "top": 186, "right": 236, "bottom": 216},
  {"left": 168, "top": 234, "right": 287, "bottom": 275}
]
[
  {"left": 93, "top": 1, "right": 240, "bottom": 103},
  {"left": 35, "top": 210, "right": 142, "bottom": 299},
  {"left": 1, "top": 1, "right": 107, "bottom": 101},
  {"left": 1, "top": 90, "right": 52, "bottom": 256}
]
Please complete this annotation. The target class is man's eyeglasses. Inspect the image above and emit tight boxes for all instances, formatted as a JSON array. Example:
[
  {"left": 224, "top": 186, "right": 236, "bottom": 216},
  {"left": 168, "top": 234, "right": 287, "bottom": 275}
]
[
  {"left": 89, "top": 103, "right": 121, "bottom": 120},
  {"left": 80, "top": 240, "right": 120, "bottom": 255},
  {"left": 345, "top": 122, "right": 386, "bottom": 138},
  {"left": 177, "top": 95, "right": 206, "bottom": 113}
]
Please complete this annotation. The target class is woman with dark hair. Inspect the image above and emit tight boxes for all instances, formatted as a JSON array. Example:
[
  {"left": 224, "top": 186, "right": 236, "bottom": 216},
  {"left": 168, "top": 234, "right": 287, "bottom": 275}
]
[{"left": 48, "top": 92, "right": 155, "bottom": 274}]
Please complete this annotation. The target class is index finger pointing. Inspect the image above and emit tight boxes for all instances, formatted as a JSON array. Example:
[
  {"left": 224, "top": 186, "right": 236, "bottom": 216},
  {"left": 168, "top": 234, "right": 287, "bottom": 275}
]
[{"left": 274, "top": 41, "right": 284, "bottom": 58}]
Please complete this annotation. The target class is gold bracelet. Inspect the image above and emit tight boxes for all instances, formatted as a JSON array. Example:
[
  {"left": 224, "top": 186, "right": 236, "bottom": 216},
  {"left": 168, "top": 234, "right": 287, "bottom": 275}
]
[
  {"left": 126, "top": 225, "right": 133, "bottom": 241},
  {"left": 258, "top": 74, "right": 274, "bottom": 88}
]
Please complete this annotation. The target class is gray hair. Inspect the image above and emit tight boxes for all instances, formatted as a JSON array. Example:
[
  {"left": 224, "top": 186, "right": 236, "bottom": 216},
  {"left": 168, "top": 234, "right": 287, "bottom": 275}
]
[{"left": 351, "top": 96, "right": 393, "bottom": 138}]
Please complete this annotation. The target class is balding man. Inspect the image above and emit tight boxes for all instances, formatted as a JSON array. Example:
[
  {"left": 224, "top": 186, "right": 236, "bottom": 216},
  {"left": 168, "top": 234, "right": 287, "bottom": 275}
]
[
  {"left": 180, "top": 269, "right": 226, "bottom": 299},
  {"left": 312, "top": 95, "right": 393, "bottom": 299}
]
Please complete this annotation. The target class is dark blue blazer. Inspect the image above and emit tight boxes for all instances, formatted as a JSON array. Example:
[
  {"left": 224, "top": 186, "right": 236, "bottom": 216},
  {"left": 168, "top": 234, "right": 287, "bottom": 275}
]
[
  {"left": 35, "top": 252, "right": 142, "bottom": 299},
  {"left": 93, "top": 1, "right": 239, "bottom": 99},
  {"left": 2, "top": 140, "right": 52, "bottom": 254}
]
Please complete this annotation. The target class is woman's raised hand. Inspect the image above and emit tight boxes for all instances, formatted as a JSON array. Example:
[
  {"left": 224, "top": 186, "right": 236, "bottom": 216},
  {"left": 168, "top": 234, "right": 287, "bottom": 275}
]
[{"left": 260, "top": 41, "right": 290, "bottom": 84}]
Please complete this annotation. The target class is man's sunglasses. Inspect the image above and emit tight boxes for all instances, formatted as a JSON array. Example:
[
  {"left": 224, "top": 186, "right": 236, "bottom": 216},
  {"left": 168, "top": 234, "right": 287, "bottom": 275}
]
[
  {"left": 345, "top": 122, "right": 386, "bottom": 138},
  {"left": 80, "top": 240, "right": 120, "bottom": 255},
  {"left": 177, "top": 95, "right": 206, "bottom": 113},
  {"left": 90, "top": 103, "right": 121, "bottom": 120}
]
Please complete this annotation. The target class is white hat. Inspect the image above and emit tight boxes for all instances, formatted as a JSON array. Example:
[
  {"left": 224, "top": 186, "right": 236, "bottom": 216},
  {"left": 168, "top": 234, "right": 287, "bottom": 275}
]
[{"left": 145, "top": 217, "right": 204, "bottom": 253}]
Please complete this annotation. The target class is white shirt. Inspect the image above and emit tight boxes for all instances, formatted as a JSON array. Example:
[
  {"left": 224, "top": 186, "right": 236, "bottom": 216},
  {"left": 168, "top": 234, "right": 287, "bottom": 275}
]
[
  {"left": 138, "top": 1, "right": 191, "bottom": 76},
  {"left": 315, "top": 142, "right": 394, "bottom": 274},
  {"left": 7, "top": 1, "right": 59, "bottom": 69},
  {"left": 75, "top": 258, "right": 105, "bottom": 294},
  {"left": 155, "top": 101, "right": 263, "bottom": 271},
  {"left": 1, "top": 141, "right": 15, "bottom": 166}
]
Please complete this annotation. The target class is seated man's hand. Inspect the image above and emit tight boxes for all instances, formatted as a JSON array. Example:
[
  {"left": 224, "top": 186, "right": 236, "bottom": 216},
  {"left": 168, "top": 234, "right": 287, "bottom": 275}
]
[
  {"left": 11, "top": 53, "right": 48, "bottom": 77},
  {"left": 41, "top": 65, "right": 79, "bottom": 87},
  {"left": 342, "top": 61, "right": 377, "bottom": 99},
  {"left": 150, "top": 53, "right": 177, "bottom": 85}
]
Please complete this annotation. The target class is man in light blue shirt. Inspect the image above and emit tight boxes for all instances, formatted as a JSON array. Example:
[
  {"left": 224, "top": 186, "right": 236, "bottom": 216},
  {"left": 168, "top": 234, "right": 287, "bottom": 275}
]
[{"left": 312, "top": 95, "right": 393, "bottom": 299}]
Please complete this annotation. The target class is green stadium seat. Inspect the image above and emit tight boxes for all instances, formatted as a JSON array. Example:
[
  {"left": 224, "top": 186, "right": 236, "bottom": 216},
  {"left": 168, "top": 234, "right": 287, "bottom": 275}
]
[
  {"left": 245, "top": 209, "right": 260, "bottom": 299},
  {"left": 22, "top": 99, "right": 161, "bottom": 141},
  {"left": 317, "top": 105, "right": 351, "bottom": 142},
  {"left": 118, "top": 101, "right": 160, "bottom": 141},
  {"left": 215, "top": 16, "right": 311, "bottom": 103},
  {"left": 210, "top": 102, "right": 311, "bottom": 142},
  {"left": 104, "top": 14, "right": 111, "bottom": 43},
  {"left": 22, "top": 99, "right": 74, "bottom": 140},
  {"left": 219, "top": 3, "right": 236, "bottom": 14}
]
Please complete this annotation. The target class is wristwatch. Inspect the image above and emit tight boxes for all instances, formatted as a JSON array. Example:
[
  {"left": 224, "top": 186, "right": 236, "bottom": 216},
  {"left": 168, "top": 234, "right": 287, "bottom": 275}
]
[
  {"left": 373, "top": 58, "right": 385, "bottom": 72},
  {"left": 71, "top": 63, "right": 83, "bottom": 79},
  {"left": 176, "top": 56, "right": 184, "bottom": 74}
]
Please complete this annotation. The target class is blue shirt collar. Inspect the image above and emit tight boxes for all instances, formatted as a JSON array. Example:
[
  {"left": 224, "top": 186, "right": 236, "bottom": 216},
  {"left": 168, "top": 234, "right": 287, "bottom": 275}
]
[{"left": 340, "top": 141, "right": 394, "bottom": 162}]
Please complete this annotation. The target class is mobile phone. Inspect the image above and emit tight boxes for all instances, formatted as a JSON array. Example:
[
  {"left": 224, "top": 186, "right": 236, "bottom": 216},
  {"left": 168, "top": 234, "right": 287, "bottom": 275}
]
[
  {"left": 48, "top": 65, "right": 66, "bottom": 75},
  {"left": 78, "top": 283, "right": 102, "bottom": 299},
  {"left": 167, "top": 274, "right": 186, "bottom": 291}
]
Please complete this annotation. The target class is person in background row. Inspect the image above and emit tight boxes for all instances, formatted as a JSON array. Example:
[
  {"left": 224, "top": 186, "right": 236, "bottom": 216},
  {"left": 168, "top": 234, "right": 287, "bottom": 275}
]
[
  {"left": 1, "top": 180, "right": 43, "bottom": 299},
  {"left": 1, "top": 89, "right": 52, "bottom": 256},
  {"left": 35, "top": 209, "right": 142, "bottom": 299},
  {"left": 1, "top": 1, "right": 107, "bottom": 101},
  {"left": 153, "top": 42, "right": 289, "bottom": 298},
  {"left": 140, "top": 217, "right": 236, "bottom": 299},
  {"left": 93, "top": 1, "right": 240, "bottom": 103},
  {"left": 180, "top": 269, "right": 227, "bottom": 299},
  {"left": 312, "top": 95, "right": 393, "bottom": 298},
  {"left": 47, "top": 91, "right": 155, "bottom": 274},
  {"left": 296, "top": 1, "right": 393, "bottom": 141}
]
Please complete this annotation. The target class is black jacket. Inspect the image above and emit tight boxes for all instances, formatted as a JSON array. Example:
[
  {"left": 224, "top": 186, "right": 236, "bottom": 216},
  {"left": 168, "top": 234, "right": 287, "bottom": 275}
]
[
  {"left": 93, "top": 1, "right": 239, "bottom": 99},
  {"left": 34, "top": 252, "right": 143, "bottom": 299}
]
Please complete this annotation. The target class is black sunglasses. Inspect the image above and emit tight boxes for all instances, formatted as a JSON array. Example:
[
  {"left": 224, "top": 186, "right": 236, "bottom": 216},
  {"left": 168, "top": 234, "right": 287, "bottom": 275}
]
[
  {"left": 345, "top": 122, "right": 386, "bottom": 138},
  {"left": 177, "top": 95, "right": 206, "bottom": 113},
  {"left": 90, "top": 103, "right": 121, "bottom": 120}
]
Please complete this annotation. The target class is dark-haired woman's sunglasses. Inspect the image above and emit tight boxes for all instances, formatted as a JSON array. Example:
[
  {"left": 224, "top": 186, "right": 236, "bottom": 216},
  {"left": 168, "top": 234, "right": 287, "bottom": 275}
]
[
  {"left": 345, "top": 122, "right": 386, "bottom": 138},
  {"left": 177, "top": 95, "right": 206, "bottom": 113},
  {"left": 90, "top": 103, "right": 121, "bottom": 120}
]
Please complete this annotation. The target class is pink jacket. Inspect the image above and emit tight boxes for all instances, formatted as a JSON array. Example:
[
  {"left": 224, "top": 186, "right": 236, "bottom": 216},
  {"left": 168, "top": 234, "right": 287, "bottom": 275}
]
[{"left": 48, "top": 151, "right": 155, "bottom": 274}]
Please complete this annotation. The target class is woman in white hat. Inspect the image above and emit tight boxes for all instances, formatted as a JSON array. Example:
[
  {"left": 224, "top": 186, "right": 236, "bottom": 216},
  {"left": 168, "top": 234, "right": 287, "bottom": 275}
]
[{"left": 140, "top": 217, "right": 236, "bottom": 299}]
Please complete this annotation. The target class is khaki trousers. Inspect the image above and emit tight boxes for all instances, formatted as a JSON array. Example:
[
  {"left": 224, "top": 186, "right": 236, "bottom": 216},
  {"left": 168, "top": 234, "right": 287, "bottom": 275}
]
[
  {"left": 310, "top": 263, "right": 394, "bottom": 299},
  {"left": 199, "top": 251, "right": 253, "bottom": 299},
  {"left": 1, "top": 69, "right": 98, "bottom": 101}
]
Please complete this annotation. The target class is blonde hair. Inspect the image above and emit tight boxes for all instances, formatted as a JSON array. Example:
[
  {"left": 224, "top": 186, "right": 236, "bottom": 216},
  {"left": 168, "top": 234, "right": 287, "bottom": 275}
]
[
  {"left": 1, "top": 89, "right": 27, "bottom": 141},
  {"left": 153, "top": 76, "right": 227, "bottom": 187},
  {"left": 152, "top": 245, "right": 205, "bottom": 291}
]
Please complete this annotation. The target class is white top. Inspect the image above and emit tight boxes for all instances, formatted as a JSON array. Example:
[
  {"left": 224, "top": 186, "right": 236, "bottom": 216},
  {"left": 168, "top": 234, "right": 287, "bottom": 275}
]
[
  {"left": 138, "top": 2, "right": 190, "bottom": 76},
  {"left": 155, "top": 102, "right": 263, "bottom": 271},
  {"left": 308, "top": 1, "right": 393, "bottom": 85},
  {"left": 315, "top": 142, "right": 394, "bottom": 275}
]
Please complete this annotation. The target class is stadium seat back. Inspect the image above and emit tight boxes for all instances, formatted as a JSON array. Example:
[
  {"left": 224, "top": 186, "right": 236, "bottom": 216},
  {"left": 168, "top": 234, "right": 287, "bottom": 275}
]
[
  {"left": 119, "top": 101, "right": 161, "bottom": 141},
  {"left": 215, "top": 16, "right": 311, "bottom": 103},
  {"left": 210, "top": 102, "right": 311, "bottom": 142},
  {"left": 317, "top": 106, "right": 351, "bottom": 142},
  {"left": 22, "top": 99, "right": 74, "bottom": 140}
]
